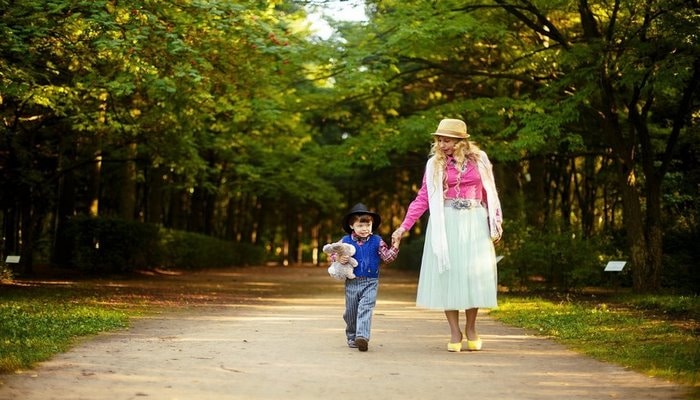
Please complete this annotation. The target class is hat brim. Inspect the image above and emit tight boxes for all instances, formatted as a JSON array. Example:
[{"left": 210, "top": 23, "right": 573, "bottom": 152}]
[
  {"left": 342, "top": 212, "right": 381, "bottom": 234},
  {"left": 431, "top": 130, "right": 470, "bottom": 139}
]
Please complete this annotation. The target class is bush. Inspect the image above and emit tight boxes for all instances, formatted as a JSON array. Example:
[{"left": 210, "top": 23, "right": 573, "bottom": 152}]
[
  {"left": 159, "top": 229, "right": 265, "bottom": 269},
  {"left": 391, "top": 225, "right": 615, "bottom": 292},
  {"left": 661, "top": 225, "right": 699, "bottom": 294},
  {"left": 65, "top": 216, "right": 266, "bottom": 273},
  {"left": 66, "top": 216, "right": 161, "bottom": 273},
  {"left": 497, "top": 223, "right": 619, "bottom": 291},
  {"left": 390, "top": 223, "right": 615, "bottom": 291}
]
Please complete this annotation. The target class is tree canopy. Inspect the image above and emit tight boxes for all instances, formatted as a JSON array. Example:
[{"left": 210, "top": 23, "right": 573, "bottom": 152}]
[{"left": 1, "top": 0, "right": 697, "bottom": 292}]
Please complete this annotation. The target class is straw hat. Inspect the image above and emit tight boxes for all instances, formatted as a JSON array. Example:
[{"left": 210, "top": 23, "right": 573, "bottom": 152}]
[{"left": 431, "top": 118, "right": 469, "bottom": 139}]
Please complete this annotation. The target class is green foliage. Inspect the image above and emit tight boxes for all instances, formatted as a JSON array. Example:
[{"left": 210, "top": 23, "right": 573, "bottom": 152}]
[
  {"left": 65, "top": 216, "right": 265, "bottom": 272},
  {"left": 491, "top": 296, "right": 699, "bottom": 385},
  {"left": 662, "top": 227, "right": 700, "bottom": 293},
  {"left": 1, "top": 0, "right": 698, "bottom": 290},
  {"left": 495, "top": 222, "right": 619, "bottom": 291},
  {"left": 160, "top": 229, "right": 265, "bottom": 269},
  {"left": 0, "top": 264, "right": 14, "bottom": 282},
  {"left": 66, "top": 216, "right": 161, "bottom": 273},
  {"left": 392, "top": 224, "right": 616, "bottom": 291},
  {"left": 1, "top": 0, "right": 338, "bottom": 254},
  {"left": 622, "top": 295, "right": 700, "bottom": 320}
]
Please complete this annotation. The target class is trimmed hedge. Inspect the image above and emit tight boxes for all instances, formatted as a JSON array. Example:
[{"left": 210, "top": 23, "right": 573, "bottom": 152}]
[
  {"left": 65, "top": 216, "right": 264, "bottom": 273},
  {"left": 159, "top": 229, "right": 265, "bottom": 269}
]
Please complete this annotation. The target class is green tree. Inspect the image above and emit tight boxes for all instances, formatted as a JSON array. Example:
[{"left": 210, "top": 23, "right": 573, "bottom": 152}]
[
  {"left": 488, "top": 0, "right": 699, "bottom": 291},
  {"left": 316, "top": 0, "right": 698, "bottom": 291},
  {"left": 1, "top": 0, "right": 344, "bottom": 269}
]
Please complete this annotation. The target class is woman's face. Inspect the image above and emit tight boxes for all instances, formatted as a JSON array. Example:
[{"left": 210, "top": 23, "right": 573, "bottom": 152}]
[{"left": 436, "top": 136, "right": 459, "bottom": 156}]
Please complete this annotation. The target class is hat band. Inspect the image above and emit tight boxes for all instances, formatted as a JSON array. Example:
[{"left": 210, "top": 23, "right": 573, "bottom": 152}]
[{"left": 434, "top": 128, "right": 468, "bottom": 137}]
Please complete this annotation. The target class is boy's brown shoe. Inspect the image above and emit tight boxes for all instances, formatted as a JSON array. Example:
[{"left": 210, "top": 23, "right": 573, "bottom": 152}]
[{"left": 355, "top": 337, "right": 368, "bottom": 352}]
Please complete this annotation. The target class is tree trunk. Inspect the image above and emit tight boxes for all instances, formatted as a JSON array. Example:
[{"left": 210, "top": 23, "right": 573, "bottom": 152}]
[
  {"left": 2, "top": 203, "right": 19, "bottom": 271},
  {"left": 524, "top": 156, "right": 546, "bottom": 229},
  {"left": 53, "top": 164, "right": 76, "bottom": 267},
  {"left": 310, "top": 223, "right": 320, "bottom": 265},
  {"left": 19, "top": 198, "right": 34, "bottom": 275},
  {"left": 559, "top": 157, "right": 572, "bottom": 231},
  {"left": 189, "top": 187, "right": 207, "bottom": 234},
  {"left": 88, "top": 152, "right": 102, "bottom": 217},
  {"left": 616, "top": 166, "right": 648, "bottom": 290},
  {"left": 119, "top": 143, "right": 137, "bottom": 220},
  {"left": 168, "top": 188, "right": 188, "bottom": 230},
  {"left": 581, "top": 156, "right": 597, "bottom": 237},
  {"left": 296, "top": 213, "right": 303, "bottom": 265},
  {"left": 252, "top": 196, "right": 263, "bottom": 245},
  {"left": 204, "top": 191, "right": 216, "bottom": 236},
  {"left": 642, "top": 174, "right": 664, "bottom": 290},
  {"left": 146, "top": 165, "right": 166, "bottom": 224}
]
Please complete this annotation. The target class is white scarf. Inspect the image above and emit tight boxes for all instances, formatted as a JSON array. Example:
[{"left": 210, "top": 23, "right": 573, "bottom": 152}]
[
  {"left": 477, "top": 152, "right": 503, "bottom": 241},
  {"left": 425, "top": 157, "right": 450, "bottom": 273}
]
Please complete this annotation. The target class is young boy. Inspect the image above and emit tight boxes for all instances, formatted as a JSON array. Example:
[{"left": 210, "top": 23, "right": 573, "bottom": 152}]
[{"left": 334, "top": 203, "right": 399, "bottom": 352}]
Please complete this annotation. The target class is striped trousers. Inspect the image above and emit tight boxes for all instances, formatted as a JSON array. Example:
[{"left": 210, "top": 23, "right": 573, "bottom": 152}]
[{"left": 344, "top": 277, "right": 379, "bottom": 341}]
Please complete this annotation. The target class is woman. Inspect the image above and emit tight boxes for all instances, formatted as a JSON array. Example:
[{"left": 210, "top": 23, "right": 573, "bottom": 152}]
[{"left": 392, "top": 118, "right": 502, "bottom": 352}]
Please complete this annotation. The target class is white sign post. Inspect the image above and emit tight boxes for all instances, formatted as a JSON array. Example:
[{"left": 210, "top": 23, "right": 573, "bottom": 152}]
[
  {"left": 604, "top": 261, "right": 626, "bottom": 292},
  {"left": 5, "top": 256, "right": 20, "bottom": 264},
  {"left": 2, "top": 256, "right": 20, "bottom": 281},
  {"left": 604, "top": 261, "right": 626, "bottom": 272}
]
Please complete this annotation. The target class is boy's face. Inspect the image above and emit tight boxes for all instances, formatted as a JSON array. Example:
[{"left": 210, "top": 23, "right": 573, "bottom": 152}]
[{"left": 350, "top": 219, "right": 373, "bottom": 238}]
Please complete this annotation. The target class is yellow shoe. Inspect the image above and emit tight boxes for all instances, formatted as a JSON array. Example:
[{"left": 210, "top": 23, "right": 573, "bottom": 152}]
[
  {"left": 447, "top": 332, "right": 463, "bottom": 352},
  {"left": 466, "top": 338, "right": 482, "bottom": 351},
  {"left": 447, "top": 341, "right": 462, "bottom": 352}
]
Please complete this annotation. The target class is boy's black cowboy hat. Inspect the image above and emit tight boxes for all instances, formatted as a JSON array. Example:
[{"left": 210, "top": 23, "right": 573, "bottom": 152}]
[{"left": 342, "top": 203, "right": 381, "bottom": 234}]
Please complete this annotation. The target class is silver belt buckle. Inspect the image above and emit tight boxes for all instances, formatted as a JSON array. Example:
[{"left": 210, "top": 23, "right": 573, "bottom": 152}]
[{"left": 452, "top": 199, "right": 478, "bottom": 209}]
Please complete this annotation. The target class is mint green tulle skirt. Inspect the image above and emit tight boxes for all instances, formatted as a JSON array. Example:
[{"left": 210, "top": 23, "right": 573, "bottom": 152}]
[{"left": 416, "top": 206, "right": 498, "bottom": 310}]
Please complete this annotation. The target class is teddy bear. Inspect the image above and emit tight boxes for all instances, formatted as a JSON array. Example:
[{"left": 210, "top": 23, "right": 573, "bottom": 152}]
[{"left": 322, "top": 242, "right": 358, "bottom": 280}]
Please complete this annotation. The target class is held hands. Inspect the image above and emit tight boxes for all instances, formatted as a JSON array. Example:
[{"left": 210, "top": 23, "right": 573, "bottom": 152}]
[{"left": 391, "top": 227, "right": 406, "bottom": 248}]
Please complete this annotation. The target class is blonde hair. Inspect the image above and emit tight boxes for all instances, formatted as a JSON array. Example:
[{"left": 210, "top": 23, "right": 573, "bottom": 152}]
[{"left": 429, "top": 137, "right": 481, "bottom": 191}]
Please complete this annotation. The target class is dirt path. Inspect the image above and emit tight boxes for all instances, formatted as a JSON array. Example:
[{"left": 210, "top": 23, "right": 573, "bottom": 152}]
[{"left": 0, "top": 265, "right": 689, "bottom": 400}]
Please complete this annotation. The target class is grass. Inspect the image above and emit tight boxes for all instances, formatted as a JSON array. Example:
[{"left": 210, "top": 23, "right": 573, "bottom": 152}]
[
  {"left": 0, "top": 285, "right": 132, "bottom": 373},
  {"left": 489, "top": 293, "right": 699, "bottom": 391}
]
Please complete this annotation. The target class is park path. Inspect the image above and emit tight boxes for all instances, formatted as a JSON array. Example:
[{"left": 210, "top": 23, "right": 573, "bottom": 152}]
[{"left": 0, "top": 265, "right": 689, "bottom": 400}]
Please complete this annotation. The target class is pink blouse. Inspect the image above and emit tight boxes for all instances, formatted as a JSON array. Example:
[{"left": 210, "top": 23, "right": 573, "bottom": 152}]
[{"left": 401, "top": 158, "right": 486, "bottom": 230}]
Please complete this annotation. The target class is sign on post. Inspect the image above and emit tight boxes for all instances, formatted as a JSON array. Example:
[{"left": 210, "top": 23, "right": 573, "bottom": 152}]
[
  {"left": 4, "top": 256, "right": 20, "bottom": 264},
  {"left": 604, "top": 261, "right": 626, "bottom": 272}
]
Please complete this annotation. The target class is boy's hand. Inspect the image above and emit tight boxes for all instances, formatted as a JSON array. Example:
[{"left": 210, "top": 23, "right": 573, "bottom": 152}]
[{"left": 391, "top": 227, "right": 406, "bottom": 248}]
